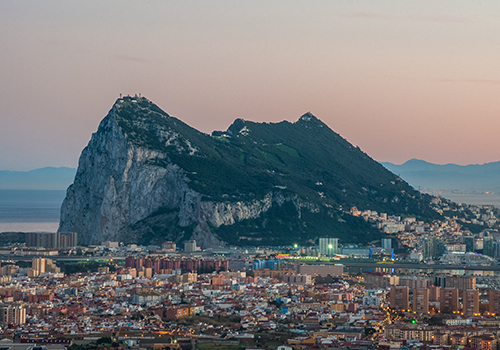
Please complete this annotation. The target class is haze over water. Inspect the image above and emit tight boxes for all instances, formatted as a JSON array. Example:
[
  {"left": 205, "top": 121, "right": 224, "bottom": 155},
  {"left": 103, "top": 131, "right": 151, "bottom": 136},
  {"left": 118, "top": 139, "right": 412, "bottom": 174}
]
[
  {"left": 0, "top": 190, "right": 64, "bottom": 233},
  {"left": 441, "top": 193, "right": 500, "bottom": 208}
]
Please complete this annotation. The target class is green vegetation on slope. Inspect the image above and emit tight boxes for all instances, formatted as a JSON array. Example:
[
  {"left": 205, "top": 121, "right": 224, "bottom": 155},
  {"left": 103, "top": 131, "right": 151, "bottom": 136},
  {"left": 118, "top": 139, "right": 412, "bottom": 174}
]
[{"left": 112, "top": 97, "right": 439, "bottom": 245}]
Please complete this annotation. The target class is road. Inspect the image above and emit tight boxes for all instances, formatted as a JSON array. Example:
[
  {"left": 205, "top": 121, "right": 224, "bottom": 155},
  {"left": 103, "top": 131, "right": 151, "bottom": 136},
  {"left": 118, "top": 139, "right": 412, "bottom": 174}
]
[{"left": 343, "top": 261, "right": 500, "bottom": 271}]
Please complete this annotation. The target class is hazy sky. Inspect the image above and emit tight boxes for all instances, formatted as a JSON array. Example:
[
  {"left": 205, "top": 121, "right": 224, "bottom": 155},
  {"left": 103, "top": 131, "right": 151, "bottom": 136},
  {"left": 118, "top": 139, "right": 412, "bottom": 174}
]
[{"left": 1, "top": 1, "right": 500, "bottom": 171}]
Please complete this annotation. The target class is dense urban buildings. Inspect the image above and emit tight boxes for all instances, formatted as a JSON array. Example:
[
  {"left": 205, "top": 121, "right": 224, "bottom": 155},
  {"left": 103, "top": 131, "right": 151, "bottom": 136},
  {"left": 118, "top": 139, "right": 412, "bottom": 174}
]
[
  {"left": 25, "top": 232, "right": 77, "bottom": 249},
  {"left": 2, "top": 196, "right": 500, "bottom": 350}
]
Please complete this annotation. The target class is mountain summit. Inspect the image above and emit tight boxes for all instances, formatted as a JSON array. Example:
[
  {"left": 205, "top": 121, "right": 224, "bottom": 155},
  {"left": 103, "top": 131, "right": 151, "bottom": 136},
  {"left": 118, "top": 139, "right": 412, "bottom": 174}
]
[{"left": 59, "top": 96, "right": 436, "bottom": 247}]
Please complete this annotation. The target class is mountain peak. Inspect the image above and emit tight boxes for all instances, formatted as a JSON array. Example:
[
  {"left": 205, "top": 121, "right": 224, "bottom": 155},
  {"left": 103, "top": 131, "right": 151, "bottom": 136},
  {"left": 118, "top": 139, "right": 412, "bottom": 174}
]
[
  {"left": 298, "top": 111, "right": 318, "bottom": 122},
  {"left": 402, "top": 158, "right": 431, "bottom": 166}
]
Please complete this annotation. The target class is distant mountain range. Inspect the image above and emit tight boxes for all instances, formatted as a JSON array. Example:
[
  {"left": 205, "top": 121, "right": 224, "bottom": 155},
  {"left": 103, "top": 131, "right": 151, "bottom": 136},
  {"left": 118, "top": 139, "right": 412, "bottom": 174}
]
[
  {"left": 381, "top": 159, "right": 500, "bottom": 193},
  {"left": 0, "top": 167, "right": 76, "bottom": 190}
]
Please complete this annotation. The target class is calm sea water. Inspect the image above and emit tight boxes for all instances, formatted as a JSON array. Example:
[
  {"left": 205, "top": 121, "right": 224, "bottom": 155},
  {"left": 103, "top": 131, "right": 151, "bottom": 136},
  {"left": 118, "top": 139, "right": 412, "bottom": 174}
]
[
  {"left": 0, "top": 190, "right": 65, "bottom": 232},
  {"left": 441, "top": 193, "right": 500, "bottom": 208}
]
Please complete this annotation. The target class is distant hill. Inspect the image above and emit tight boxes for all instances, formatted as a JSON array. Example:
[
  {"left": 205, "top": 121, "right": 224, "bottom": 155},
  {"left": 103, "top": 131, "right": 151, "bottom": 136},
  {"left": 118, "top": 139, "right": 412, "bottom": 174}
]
[
  {"left": 381, "top": 159, "right": 500, "bottom": 193},
  {"left": 0, "top": 167, "right": 76, "bottom": 190},
  {"left": 59, "top": 96, "right": 439, "bottom": 247}
]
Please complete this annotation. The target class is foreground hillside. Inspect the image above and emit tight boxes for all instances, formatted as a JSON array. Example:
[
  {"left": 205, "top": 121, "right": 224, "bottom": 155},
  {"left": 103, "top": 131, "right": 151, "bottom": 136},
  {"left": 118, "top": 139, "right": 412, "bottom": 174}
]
[{"left": 59, "top": 96, "right": 438, "bottom": 247}]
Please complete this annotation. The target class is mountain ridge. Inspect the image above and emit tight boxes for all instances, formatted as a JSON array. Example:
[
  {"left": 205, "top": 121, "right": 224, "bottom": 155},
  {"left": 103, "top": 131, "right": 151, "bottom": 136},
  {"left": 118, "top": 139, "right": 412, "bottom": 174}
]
[
  {"left": 0, "top": 167, "right": 76, "bottom": 190},
  {"left": 382, "top": 159, "right": 500, "bottom": 192}
]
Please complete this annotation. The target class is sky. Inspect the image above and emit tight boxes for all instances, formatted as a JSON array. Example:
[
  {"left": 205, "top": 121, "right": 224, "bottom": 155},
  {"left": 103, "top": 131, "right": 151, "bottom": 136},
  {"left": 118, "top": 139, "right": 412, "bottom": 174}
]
[{"left": 1, "top": 1, "right": 500, "bottom": 171}]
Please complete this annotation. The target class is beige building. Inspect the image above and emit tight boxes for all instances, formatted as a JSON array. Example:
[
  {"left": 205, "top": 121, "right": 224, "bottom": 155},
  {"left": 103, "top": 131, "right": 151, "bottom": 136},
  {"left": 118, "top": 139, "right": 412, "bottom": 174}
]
[
  {"left": 162, "top": 241, "right": 176, "bottom": 252},
  {"left": 390, "top": 286, "right": 409, "bottom": 310},
  {"left": 0, "top": 304, "right": 26, "bottom": 325},
  {"left": 463, "top": 289, "right": 479, "bottom": 316},
  {"left": 470, "top": 335, "right": 497, "bottom": 350},
  {"left": 446, "top": 276, "right": 476, "bottom": 292},
  {"left": 399, "top": 276, "right": 432, "bottom": 290},
  {"left": 412, "top": 288, "right": 429, "bottom": 314},
  {"left": 182, "top": 272, "right": 198, "bottom": 283},
  {"left": 32, "top": 258, "right": 45, "bottom": 275},
  {"left": 298, "top": 264, "right": 343, "bottom": 277},
  {"left": 184, "top": 240, "right": 197, "bottom": 253},
  {"left": 489, "top": 290, "right": 500, "bottom": 315},
  {"left": 283, "top": 273, "right": 312, "bottom": 285},
  {"left": 29, "top": 257, "right": 61, "bottom": 277},
  {"left": 364, "top": 273, "right": 399, "bottom": 289},
  {"left": 440, "top": 288, "right": 459, "bottom": 313}
]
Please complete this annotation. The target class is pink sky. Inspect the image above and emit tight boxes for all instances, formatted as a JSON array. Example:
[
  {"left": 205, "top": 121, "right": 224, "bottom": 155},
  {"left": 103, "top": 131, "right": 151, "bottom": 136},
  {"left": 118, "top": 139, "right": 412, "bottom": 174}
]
[{"left": 1, "top": 1, "right": 500, "bottom": 170}]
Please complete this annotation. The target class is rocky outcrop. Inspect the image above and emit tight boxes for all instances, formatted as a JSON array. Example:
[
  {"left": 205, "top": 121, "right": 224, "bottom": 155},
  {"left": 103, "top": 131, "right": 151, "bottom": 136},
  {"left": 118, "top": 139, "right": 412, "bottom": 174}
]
[{"left": 58, "top": 97, "right": 304, "bottom": 247}]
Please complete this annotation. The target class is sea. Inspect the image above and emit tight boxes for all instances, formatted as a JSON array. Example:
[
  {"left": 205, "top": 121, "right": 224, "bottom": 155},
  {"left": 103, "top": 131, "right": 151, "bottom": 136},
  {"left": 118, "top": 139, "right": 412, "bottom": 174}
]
[
  {"left": 0, "top": 190, "right": 499, "bottom": 233},
  {"left": 440, "top": 193, "right": 500, "bottom": 208},
  {"left": 0, "top": 190, "right": 66, "bottom": 233}
]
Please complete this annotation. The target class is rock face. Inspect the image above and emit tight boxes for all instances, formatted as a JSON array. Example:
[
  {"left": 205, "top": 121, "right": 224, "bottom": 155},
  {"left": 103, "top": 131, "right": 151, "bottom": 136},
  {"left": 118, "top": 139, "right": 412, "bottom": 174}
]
[
  {"left": 58, "top": 97, "right": 278, "bottom": 247},
  {"left": 59, "top": 96, "right": 437, "bottom": 247},
  {"left": 60, "top": 97, "right": 215, "bottom": 247}
]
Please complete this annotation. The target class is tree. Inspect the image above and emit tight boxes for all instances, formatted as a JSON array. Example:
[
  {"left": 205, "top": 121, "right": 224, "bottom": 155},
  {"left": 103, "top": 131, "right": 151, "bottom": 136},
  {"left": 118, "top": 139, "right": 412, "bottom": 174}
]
[{"left": 96, "top": 337, "right": 113, "bottom": 345}]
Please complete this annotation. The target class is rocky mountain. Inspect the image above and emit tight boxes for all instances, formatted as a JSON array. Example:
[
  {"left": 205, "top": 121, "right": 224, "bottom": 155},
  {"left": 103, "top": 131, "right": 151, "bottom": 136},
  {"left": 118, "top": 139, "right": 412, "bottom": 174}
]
[
  {"left": 382, "top": 159, "right": 500, "bottom": 193},
  {"left": 59, "top": 96, "right": 438, "bottom": 247}
]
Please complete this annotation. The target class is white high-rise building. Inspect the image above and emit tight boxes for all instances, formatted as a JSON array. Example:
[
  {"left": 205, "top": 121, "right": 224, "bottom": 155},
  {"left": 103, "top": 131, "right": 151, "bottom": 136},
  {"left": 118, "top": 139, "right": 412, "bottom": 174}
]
[
  {"left": 381, "top": 238, "right": 392, "bottom": 249},
  {"left": 318, "top": 237, "right": 338, "bottom": 257},
  {"left": 363, "top": 295, "right": 381, "bottom": 307},
  {"left": 184, "top": 240, "right": 197, "bottom": 253}
]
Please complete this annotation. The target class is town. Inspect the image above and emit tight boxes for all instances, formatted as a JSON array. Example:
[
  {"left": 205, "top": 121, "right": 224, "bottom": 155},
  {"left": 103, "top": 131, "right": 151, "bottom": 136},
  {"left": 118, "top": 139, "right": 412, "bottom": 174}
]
[{"left": 1, "top": 199, "right": 500, "bottom": 350}]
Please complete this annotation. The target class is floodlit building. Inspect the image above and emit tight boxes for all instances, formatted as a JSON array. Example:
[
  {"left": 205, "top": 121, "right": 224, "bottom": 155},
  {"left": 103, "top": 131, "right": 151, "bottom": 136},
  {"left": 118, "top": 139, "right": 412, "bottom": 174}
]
[
  {"left": 381, "top": 238, "right": 392, "bottom": 249},
  {"left": 318, "top": 237, "right": 338, "bottom": 257}
]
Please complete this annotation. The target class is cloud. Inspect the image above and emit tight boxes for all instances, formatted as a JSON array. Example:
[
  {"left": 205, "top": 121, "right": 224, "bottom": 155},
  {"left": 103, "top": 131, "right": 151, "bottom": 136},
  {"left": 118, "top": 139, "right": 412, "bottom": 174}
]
[{"left": 338, "top": 12, "right": 472, "bottom": 24}]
